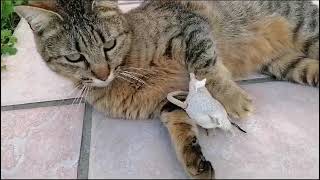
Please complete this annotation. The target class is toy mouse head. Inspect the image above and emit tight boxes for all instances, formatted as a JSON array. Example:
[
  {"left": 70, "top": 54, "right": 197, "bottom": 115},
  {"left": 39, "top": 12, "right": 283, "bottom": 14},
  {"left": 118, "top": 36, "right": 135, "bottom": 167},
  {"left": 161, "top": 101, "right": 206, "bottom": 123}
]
[{"left": 189, "top": 73, "right": 207, "bottom": 92}]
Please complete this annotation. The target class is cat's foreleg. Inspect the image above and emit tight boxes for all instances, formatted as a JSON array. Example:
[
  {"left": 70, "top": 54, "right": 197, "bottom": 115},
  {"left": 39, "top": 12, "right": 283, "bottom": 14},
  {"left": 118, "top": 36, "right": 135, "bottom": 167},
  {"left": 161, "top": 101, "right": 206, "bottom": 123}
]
[
  {"left": 160, "top": 104, "right": 215, "bottom": 179},
  {"left": 182, "top": 17, "right": 254, "bottom": 119},
  {"left": 192, "top": 60, "right": 254, "bottom": 119}
]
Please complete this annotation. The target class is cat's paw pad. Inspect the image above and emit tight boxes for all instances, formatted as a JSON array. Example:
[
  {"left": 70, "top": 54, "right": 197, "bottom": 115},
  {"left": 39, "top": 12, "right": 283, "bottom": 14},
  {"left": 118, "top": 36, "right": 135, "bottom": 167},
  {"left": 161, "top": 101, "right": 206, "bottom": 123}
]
[
  {"left": 222, "top": 89, "right": 254, "bottom": 119},
  {"left": 184, "top": 137, "right": 215, "bottom": 179}
]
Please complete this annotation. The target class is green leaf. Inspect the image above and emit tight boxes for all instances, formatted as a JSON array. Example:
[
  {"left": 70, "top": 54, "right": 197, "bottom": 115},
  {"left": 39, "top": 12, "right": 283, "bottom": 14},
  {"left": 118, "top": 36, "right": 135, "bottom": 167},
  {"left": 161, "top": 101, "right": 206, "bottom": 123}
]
[
  {"left": 14, "top": 0, "right": 25, "bottom": 6},
  {"left": 1, "top": 65, "right": 7, "bottom": 71},
  {"left": 1, "top": 0, "right": 27, "bottom": 57},
  {"left": 1, "top": 46, "right": 17, "bottom": 55},
  {"left": 8, "top": 36, "right": 17, "bottom": 44},
  {"left": 1, "top": 63, "right": 6, "bottom": 71},
  {"left": 1, "top": 29, "right": 12, "bottom": 39},
  {"left": 1, "top": 60, "right": 7, "bottom": 71},
  {"left": 1, "top": 1, "right": 14, "bottom": 18}
]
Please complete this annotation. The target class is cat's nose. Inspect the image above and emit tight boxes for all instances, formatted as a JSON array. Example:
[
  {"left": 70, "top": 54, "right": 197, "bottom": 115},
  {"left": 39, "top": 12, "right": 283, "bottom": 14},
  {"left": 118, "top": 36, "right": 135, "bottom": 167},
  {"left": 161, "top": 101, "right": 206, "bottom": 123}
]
[{"left": 91, "top": 64, "right": 110, "bottom": 81}]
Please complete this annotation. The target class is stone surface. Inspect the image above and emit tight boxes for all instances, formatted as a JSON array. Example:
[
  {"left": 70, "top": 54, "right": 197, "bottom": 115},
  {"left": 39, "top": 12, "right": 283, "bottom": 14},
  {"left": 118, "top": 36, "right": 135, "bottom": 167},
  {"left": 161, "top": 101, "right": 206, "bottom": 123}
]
[
  {"left": 1, "top": 0, "right": 319, "bottom": 178},
  {"left": 1, "top": 19, "right": 78, "bottom": 106},
  {"left": 89, "top": 82, "right": 319, "bottom": 179},
  {"left": 1, "top": 104, "right": 85, "bottom": 179},
  {"left": 119, "top": 1, "right": 142, "bottom": 12},
  {"left": 199, "top": 82, "right": 319, "bottom": 179},
  {"left": 89, "top": 112, "right": 187, "bottom": 179},
  {"left": 235, "top": 73, "right": 268, "bottom": 81}
]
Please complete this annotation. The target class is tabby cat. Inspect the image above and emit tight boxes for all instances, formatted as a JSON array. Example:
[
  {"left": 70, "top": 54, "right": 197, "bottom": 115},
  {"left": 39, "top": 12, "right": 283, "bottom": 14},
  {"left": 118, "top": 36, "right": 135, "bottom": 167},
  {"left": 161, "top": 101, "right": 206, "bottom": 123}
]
[{"left": 15, "top": 0, "right": 319, "bottom": 179}]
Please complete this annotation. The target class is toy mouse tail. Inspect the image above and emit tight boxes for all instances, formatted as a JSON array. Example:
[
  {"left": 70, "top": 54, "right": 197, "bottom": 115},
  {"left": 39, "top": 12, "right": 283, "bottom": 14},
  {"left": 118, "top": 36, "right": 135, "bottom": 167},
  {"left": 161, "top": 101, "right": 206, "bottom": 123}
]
[
  {"left": 167, "top": 91, "right": 188, "bottom": 109},
  {"left": 227, "top": 115, "right": 247, "bottom": 134},
  {"left": 231, "top": 122, "right": 247, "bottom": 134}
]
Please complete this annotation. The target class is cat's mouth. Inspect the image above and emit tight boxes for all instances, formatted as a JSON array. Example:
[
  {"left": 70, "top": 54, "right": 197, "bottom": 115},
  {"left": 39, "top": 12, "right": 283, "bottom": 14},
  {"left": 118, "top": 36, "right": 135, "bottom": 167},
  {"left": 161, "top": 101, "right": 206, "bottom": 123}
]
[
  {"left": 81, "top": 71, "right": 115, "bottom": 88},
  {"left": 80, "top": 66, "right": 150, "bottom": 88}
]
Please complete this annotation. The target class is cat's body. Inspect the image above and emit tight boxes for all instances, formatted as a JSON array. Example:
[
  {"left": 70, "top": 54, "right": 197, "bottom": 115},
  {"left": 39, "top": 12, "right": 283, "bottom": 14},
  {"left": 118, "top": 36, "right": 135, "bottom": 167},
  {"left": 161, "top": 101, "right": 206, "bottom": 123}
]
[{"left": 15, "top": 0, "right": 319, "bottom": 179}]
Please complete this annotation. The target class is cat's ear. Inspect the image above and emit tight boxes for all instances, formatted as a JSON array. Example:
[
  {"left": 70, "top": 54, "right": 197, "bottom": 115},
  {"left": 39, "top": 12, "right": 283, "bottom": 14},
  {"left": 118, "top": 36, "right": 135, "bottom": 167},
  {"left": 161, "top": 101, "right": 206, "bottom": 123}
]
[
  {"left": 194, "top": 78, "right": 206, "bottom": 91},
  {"left": 27, "top": 0, "right": 57, "bottom": 11},
  {"left": 14, "top": 6, "right": 63, "bottom": 33}
]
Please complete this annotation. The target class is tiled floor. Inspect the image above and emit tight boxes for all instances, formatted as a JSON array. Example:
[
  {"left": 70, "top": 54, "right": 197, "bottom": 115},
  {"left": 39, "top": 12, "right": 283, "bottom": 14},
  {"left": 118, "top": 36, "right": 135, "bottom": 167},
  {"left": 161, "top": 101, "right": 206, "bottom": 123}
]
[
  {"left": 1, "top": 19, "right": 76, "bottom": 106},
  {"left": 1, "top": 1, "right": 319, "bottom": 179},
  {"left": 1, "top": 105, "right": 85, "bottom": 179},
  {"left": 89, "top": 82, "right": 319, "bottom": 179}
]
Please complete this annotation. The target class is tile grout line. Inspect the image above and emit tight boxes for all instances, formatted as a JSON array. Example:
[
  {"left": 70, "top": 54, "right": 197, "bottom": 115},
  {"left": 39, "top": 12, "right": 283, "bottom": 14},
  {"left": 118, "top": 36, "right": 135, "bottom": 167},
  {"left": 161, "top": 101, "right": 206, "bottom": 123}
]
[
  {"left": 0, "top": 77, "right": 275, "bottom": 178},
  {"left": 1, "top": 98, "right": 85, "bottom": 111},
  {"left": 1, "top": 77, "right": 276, "bottom": 112},
  {"left": 77, "top": 103, "right": 93, "bottom": 179},
  {"left": 238, "top": 77, "right": 276, "bottom": 85}
]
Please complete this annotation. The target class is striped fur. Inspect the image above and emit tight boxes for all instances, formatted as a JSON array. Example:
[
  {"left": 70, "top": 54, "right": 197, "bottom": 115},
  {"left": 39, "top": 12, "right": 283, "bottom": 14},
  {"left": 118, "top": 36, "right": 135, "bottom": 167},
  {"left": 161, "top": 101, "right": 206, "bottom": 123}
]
[{"left": 15, "top": 1, "right": 319, "bottom": 179}]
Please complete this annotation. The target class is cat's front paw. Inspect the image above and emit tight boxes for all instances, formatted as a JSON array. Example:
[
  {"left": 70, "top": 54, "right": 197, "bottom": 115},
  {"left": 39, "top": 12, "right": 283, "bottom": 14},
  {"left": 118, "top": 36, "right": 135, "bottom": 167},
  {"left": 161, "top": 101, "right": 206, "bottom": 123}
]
[
  {"left": 184, "top": 137, "right": 215, "bottom": 179},
  {"left": 220, "top": 87, "right": 254, "bottom": 119}
]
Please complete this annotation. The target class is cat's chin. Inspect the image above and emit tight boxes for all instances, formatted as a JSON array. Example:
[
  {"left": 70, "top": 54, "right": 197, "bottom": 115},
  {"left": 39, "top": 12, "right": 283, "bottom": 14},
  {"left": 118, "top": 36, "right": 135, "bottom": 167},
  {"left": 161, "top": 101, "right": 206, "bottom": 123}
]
[
  {"left": 91, "top": 80, "right": 112, "bottom": 87},
  {"left": 84, "top": 73, "right": 115, "bottom": 88}
]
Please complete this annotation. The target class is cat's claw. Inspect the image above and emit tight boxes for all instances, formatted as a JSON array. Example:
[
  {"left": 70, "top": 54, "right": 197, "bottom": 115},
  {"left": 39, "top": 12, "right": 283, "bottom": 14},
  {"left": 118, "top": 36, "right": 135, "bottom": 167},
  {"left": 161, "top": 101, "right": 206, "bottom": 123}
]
[{"left": 221, "top": 87, "right": 254, "bottom": 119}]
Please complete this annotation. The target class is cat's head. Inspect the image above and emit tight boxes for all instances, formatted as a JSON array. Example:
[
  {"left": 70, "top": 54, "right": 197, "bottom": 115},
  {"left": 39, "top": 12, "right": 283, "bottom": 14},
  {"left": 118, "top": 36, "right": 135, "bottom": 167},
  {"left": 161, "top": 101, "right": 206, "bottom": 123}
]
[
  {"left": 189, "top": 73, "right": 206, "bottom": 92},
  {"left": 15, "top": 0, "right": 131, "bottom": 87}
]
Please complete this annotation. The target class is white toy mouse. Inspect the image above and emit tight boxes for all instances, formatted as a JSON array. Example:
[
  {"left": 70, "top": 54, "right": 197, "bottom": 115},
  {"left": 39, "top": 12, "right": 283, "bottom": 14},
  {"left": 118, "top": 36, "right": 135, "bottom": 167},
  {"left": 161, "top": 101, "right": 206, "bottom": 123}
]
[{"left": 167, "top": 73, "right": 246, "bottom": 136}]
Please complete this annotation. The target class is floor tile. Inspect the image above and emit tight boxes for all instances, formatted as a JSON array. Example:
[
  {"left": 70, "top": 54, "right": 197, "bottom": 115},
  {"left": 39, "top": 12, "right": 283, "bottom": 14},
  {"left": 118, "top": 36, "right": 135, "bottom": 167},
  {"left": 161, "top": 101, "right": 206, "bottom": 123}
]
[
  {"left": 200, "top": 82, "right": 319, "bottom": 179},
  {"left": 235, "top": 72, "right": 269, "bottom": 81},
  {"left": 1, "top": 104, "right": 85, "bottom": 179},
  {"left": 1, "top": 19, "right": 78, "bottom": 106},
  {"left": 89, "top": 111, "right": 187, "bottom": 179},
  {"left": 119, "top": 0, "right": 142, "bottom": 12},
  {"left": 89, "top": 82, "right": 318, "bottom": 179}
]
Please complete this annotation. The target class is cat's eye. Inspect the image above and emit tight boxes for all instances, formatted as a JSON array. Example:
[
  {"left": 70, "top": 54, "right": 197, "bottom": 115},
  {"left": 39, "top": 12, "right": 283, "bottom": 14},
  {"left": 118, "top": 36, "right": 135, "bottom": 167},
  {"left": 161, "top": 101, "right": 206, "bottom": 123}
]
[
  {"left": 65, "top": 53, "right": 85, "bottom": 63},
  {"left": 104, "top": 39, "right": 117, "bottom": 51}
]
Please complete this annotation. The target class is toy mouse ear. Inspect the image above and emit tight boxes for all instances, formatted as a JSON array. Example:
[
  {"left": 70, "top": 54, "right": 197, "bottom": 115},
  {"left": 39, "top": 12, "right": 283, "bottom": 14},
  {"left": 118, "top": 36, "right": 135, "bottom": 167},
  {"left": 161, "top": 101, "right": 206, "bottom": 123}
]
[
  {"left": 200, "top": 79, "right": 207, "bottom": 86},
  {"left": 190, "top": 73, "right": 196, "bottom": 79}
]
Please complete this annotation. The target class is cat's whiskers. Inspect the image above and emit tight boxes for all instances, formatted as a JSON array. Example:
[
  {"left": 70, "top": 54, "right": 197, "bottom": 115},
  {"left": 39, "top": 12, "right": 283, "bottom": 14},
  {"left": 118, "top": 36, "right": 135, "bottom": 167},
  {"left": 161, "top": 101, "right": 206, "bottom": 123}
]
[
  {"left": 115, "top": 70, "right": 167, "bottom": 93},
  {"left": 51, "top": 83, "right": 82, "bottom": 108},
  {"left": 115, "top": 74, "right": 136, "bottom": 84},
  {"left": 77, "top": 86, "right": 88, "bottom": 104},
  {"left": 76, "top": 86, "right": 89, "bottom": 112},
  {"left": 120, "top": 70, "right": 148, "bottom": 78},
  {"left": 45, "top": 85, "right": 84, "bottom": 127},
  {"left": 120, "top": 72, "right": 147, "bottom": 85},
  {"left": 65, "top": 84, "right": 80, "bottom": 97},
  {"left": 120, "top": 72, "right": 168, "bottom": 94},
  {"left": 73, "top": 86, "right": 85, "bottom": 105},
  {"left": 71, "top": 86, "right": 86, "bottom": 106}
]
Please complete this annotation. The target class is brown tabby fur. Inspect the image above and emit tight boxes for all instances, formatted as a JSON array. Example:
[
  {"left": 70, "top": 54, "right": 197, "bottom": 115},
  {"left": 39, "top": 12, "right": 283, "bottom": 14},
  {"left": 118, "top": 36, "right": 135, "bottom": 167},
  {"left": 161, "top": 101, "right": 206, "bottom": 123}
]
[{"left": 15, "top": 1, "right": 319, "bottom": 179}]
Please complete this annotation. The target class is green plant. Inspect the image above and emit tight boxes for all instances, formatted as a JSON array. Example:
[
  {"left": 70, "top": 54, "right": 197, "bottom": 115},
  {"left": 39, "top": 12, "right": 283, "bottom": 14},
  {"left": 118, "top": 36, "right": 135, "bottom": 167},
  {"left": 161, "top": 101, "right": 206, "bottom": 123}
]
[{"left": 1, "top": 0, "right": 27, "bottom": 70}]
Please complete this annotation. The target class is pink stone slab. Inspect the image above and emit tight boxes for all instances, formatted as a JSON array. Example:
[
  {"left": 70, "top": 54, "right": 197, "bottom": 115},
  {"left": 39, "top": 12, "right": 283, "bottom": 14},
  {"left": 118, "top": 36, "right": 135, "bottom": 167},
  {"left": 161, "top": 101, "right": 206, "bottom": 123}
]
[
  {"left": 235, "top": 72, "right": 269, "bottom": 81},
  {"left": 200, "top": 82, "right": 319, "bottom": 179},
  {"left": 119, "top": 1, "right": 142, "bottom": 12},
  {"left": 89, "top": 82, "right": 318, "bottom": 179},
  {"left": 1, "top": 104, "right": 84, "bottom": 179},
  {"left": 1, "top": 19, "right": 78, "bottom": 106},
  {"left": 89, "top": 112, "right": 187, "bottom": 179}
]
